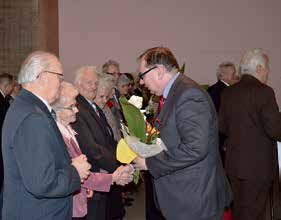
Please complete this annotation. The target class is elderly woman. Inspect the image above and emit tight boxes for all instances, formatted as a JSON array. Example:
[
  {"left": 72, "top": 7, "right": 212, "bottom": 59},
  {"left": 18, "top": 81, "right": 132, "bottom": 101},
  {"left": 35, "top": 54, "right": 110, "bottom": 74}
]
[
  {"left": 53, "top": 82, "right": 133, "bottom": 220},
  {"left": 95, "top": 74, "right": 122, "bottom": 141}
]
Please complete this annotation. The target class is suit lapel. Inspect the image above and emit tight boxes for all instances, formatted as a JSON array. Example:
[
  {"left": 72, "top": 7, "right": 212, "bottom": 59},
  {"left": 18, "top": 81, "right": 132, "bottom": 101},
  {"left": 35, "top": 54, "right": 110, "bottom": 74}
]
[
  {"left": 19, "top": 89, "right": 71, "bottom": 160},
  {"left": 77, "top": 95, "right": 112, "bottom": 137}
]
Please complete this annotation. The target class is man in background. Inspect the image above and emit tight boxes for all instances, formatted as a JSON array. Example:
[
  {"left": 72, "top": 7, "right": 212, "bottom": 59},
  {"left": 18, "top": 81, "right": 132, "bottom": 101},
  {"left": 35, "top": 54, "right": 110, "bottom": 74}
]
[
  {"left": 219, "top": 48, "right": 281, "bottom": 220},
  {"left": 207, "top": 62, "right": 237, "bottom": 165},
  {"left": 207, "top": 62, "right": 237, "bottom": 113},
  {"left": 0, "top": 73, "right": 13, "bottom": 219},
  {"left": 5, "top": 79, "right": 21, "bottom": 104}
]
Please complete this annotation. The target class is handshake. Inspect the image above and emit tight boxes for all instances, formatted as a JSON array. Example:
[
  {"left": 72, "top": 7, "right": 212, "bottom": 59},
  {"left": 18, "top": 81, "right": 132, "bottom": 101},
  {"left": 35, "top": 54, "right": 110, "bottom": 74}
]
[
  {"left": 112, "top": 165, "right": 134, "bottom": 186},
  {"left": 71, "top": 154, "right": 134, "bottom": 186}
]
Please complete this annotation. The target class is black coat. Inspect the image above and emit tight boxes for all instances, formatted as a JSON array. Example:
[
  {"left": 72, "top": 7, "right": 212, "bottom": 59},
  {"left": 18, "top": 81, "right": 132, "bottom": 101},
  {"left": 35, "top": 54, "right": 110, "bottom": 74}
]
[{"left": 0, "top": 93, "right": 10, "bottom": 190}]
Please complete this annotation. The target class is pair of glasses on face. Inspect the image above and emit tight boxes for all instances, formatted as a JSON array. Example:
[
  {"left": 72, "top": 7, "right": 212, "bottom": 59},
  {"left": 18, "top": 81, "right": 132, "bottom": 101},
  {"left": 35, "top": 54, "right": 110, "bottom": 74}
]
[
  {"left": 43, "top": 70, "right": 64, "bottom": 82},
  {"left": 138, "top": 66, "right": 157, "bottom": 80}
]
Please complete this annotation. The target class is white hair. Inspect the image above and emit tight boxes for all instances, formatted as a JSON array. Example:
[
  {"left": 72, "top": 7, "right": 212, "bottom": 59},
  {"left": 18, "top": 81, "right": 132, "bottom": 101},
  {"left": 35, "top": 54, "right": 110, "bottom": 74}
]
[
  {"left": 216, "top": 61, "right": 236, "bottom": 79},
  {"left": 240, "top": 48, "right": 267, "bottom": 75},
  {"left": 73, "top": 65, "right": 98, "bottom": 84},
  {"left": 18, "top": 51, "right": 57, "bottom": 84}
]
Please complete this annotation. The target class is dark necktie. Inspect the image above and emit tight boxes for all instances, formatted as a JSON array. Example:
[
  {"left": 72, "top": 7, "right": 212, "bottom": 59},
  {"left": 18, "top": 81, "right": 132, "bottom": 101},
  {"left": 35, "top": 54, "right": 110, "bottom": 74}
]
[{"left": 156, "top": 95, "right": 166, "bottom": 114}]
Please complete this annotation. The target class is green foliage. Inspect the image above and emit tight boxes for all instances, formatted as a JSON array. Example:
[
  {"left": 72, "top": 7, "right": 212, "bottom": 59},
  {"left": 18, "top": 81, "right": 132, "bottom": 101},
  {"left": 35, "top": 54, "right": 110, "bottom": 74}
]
[
  {"left": 200, "top": 84, "right": 209, "bottom": 90},
  {"left": 119, "top": 96, "right": 146, "bottom": 142}
]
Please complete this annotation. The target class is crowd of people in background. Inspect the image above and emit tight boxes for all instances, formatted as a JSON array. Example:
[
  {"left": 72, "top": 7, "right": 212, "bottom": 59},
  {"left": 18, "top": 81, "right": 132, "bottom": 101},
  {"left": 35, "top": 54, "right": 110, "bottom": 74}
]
[{"left": 0, "top": 47, "right": 280, "bottom": 220}]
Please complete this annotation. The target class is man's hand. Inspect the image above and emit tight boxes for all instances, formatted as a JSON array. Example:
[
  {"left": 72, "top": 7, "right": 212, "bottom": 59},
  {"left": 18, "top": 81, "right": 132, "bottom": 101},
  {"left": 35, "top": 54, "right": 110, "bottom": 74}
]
[
  {"left": 133, "top": 157, "right": 147, "bottom": 170},
  {"left": 112, "top": 165, "right": 134, "bottom": 186},
  {"left": 72, "top": 154, "right": 91, "bottom": 182}
]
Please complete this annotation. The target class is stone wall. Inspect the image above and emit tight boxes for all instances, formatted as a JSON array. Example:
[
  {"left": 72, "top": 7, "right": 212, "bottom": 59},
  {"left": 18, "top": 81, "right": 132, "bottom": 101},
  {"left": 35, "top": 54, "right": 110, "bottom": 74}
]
[{"left": 0, "top": 0, "right": 58, "bottom": 76}]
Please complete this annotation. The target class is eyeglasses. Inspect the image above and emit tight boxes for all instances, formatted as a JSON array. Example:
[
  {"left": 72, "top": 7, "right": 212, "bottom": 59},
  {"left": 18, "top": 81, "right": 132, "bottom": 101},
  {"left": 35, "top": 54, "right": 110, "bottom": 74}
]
[
  {"left": 44, "top": 70, "right": 64, "bottom": 82},
  {"left": 138, "top": 66, "right": 157, "bottom": 80}
]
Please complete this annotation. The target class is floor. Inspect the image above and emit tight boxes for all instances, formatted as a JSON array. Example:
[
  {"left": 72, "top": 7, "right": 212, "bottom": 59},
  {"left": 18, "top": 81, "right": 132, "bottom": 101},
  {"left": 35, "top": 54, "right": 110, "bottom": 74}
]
[{"left": 124, "top": 183, "right": 145, "bottom": 220}]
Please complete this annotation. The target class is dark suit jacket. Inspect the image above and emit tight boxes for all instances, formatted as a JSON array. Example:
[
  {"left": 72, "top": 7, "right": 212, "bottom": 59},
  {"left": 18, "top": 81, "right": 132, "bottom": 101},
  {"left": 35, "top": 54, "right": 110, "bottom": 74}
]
[
  {"left": 1, "top": 89, "right": 81, "bottom": 220},
  {"left": 71, "top": 95, "right": 119, "bottom": 173},
  {"left": 207, "top": 80, "right": 228, "bottom": 114},
  {"left": 0, "top": 93, "right": 10, "bottom": 190},
  {"left": 207, "top": 80, "right": 228, "bottom": 164},
  {"left": 146, "top": 74, "right": 231, "bottom": 220},
  {"left": 219, "top": 74, "right": 281, "bottom": 181},
  {"left": 71, "top": 95, "right": 123, "bottom": 219}
]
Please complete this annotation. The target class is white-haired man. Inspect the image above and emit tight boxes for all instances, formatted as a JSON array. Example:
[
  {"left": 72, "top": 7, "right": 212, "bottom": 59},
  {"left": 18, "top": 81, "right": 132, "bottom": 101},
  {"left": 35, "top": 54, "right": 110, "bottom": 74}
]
[
  {"left": 207, "top": 62, "right": 237, "bottom": 166},
  {"left": 1, "top": 51, "right": 91, "bottom": 220},
  {"left": 219, "top": 48, "right": 281, "bottom": 220},
  {"left": 207, "top": 62, "right": 237, "bottom": 113}
]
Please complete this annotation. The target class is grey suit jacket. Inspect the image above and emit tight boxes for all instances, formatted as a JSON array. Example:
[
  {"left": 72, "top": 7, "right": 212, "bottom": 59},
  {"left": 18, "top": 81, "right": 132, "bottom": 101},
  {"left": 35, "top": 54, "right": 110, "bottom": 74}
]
[
  {"left": 146, "top": 74, "right": 231, "bottom": 220},
  {"left": 1, "top": 89, "right": 81, "bottom": 220}
]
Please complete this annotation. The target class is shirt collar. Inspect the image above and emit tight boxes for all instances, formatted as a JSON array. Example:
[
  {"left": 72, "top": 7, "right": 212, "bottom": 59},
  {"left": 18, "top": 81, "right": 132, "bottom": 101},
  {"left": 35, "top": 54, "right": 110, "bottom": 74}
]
[
  {"left": 220, "top": 79, "right": 230, "bottom": 86},
  {"left": 34, "top": 94, "right": 52, "bottom": 112},
  {"left": 0, "top": 89, "right": 5, "bottom": 97},
  {"left": 163, "top": 72, "right": 180, "bottom": 99}
]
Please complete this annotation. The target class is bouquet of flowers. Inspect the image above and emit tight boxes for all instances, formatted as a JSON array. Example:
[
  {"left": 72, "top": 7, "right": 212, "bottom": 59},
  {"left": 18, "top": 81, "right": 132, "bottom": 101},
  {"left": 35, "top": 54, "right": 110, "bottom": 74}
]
[
  {"left": 116, "top": 96, "right": 166, "bottom": 183},
  {"left": 117, "top": 95, "right": 166, "bottom": 159}
]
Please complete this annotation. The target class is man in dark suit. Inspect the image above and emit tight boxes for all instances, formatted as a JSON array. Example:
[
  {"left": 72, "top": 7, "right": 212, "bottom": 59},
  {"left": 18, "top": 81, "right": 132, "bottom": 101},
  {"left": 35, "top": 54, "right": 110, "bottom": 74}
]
[
  {"left": 1, "top": 51, "right": 91, "bottom": 220},
  {"left": 219, "top": 48, "right": 281, "bottom": 220},
  {"left": 207, "top": 62, "right": 237, "bottom": 113},
  {"left": 134, "top": 47, "right": 231, "bottom": 220},
  {"left": 0, "top": 73, "right": 13, "bottom": 218},
  {"left": 5, "top": 79, "right": 21, "bottom": 105},
  {"left": 72, "top": 66, "right": 125, "bottom": 220},
  {"left": 207, "top": 62, "right": 237, "bottom": 165}
]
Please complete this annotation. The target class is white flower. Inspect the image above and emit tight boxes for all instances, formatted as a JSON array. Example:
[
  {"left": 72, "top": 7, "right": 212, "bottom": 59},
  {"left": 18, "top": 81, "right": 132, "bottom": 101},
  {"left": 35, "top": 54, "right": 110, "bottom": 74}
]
[{"left": 128, "top": 95, "right": 143, "bottom": 109}]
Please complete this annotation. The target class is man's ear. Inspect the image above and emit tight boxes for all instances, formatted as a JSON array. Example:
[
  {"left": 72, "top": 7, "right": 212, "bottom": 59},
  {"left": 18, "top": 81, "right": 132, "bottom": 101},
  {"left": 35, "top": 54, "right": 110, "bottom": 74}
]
[
  {"left": 157, "top": 65, "right": 165, "bottom": 80},
  {"left": 37, "top": 72, "right": 47, "bottom": 87}
]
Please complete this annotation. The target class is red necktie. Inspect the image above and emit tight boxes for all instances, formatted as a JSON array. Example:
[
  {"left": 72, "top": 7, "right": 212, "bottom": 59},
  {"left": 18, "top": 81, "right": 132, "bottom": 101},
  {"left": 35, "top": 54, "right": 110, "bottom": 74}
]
[{"left": 157, "top": 95, "right": 166, "bottom": 114}]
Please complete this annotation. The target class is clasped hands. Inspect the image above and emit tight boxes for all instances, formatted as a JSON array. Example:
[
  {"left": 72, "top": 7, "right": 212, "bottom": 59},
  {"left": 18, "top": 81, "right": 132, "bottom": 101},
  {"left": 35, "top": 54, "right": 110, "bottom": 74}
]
[
  {"left": 71, "top": 154, "right": 91, "bottom": 183},
  {"left": 112, "top": 165, "right": 134, "bottom": 186}
]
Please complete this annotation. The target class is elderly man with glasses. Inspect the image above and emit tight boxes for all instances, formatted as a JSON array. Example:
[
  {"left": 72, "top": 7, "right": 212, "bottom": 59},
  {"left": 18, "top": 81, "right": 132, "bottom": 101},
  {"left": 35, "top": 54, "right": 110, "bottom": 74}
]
[{"left": 1, "top": 51, "right": 91, "bottom": 220}]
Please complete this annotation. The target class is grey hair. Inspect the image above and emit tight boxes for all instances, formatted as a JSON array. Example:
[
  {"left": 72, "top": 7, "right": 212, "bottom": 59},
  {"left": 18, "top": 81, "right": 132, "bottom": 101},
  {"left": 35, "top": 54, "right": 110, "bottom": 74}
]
[
  {"left": 240, "top": 48, "right": 267, "bottom": 75},
  {"left": 52, "top": 81, "right": 78, "bottom": 111},
  {"left": 97, "top": 74, "right": 115, "bottom": 90},
  {"left": 73, "top": 65, "right": 98, "bottom": 85},
  {"left": 102, "top": 60, "right": 120, "bottom": 73},
  {"left": 18, "top": 51, "right": 57, "bottom": 84},
  {"left": 216, "top": 61, "right": 236, "bottom": 79}
]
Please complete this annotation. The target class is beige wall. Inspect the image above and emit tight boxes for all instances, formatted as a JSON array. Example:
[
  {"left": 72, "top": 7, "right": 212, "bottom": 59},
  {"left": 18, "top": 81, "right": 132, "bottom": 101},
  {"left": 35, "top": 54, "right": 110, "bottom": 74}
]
[{"left": 59, "top": 0, "right": 281, "bottom": 106}]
